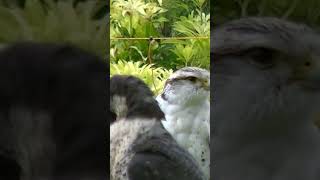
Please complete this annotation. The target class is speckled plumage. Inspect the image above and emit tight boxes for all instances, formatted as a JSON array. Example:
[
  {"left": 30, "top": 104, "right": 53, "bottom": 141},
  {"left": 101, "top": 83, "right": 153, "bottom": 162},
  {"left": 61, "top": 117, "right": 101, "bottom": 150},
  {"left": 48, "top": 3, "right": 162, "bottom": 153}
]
[
  {"left": 156, "top": 67, "right": 210, "bottom": 180},
  {"left": 110, "top": 118, "right": 205, "bottom": 180}
]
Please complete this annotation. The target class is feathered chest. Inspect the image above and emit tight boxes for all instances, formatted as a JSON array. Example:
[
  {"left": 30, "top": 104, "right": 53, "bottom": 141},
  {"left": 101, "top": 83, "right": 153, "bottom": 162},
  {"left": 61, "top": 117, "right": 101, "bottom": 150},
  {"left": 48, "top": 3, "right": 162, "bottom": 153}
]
[
  {"left": 158, "top": 98, "right": 210, "bottom": 180},
  {"left": 160, "top": 100, "right": 209, "bottom": 138}
]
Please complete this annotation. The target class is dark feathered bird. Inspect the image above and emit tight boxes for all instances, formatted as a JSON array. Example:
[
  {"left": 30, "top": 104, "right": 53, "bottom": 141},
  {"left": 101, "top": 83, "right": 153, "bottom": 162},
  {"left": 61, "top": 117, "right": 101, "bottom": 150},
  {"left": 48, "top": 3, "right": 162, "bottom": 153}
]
[
  {"left": 110, "top": 75, "right": 205, "bottom": 180},
  {"left": 0, "top": 42, "right": 107, "bottom": 180},
  {"left": 212, "top": 17, "right": 320, "bottom": 180},
  {"left": 110, "top": 75, "right": 165, "bottom": 123}
]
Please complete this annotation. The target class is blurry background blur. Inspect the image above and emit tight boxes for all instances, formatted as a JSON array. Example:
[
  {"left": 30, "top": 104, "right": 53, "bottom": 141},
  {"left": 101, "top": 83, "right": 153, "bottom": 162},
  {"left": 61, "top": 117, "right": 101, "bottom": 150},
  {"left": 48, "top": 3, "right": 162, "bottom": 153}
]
[
  {"left": 212, "top": 0, "right": 320, "bottom": 28},
  {"left": 0, "top": 0, "right": 108, "bottom": 59}
]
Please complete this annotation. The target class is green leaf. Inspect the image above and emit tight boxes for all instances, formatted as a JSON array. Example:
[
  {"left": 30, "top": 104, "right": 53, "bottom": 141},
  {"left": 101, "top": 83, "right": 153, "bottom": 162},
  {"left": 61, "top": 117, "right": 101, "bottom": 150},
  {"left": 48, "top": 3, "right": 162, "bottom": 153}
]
[{"left": 129, "top": 46, "right": 148, "bottom": 61}]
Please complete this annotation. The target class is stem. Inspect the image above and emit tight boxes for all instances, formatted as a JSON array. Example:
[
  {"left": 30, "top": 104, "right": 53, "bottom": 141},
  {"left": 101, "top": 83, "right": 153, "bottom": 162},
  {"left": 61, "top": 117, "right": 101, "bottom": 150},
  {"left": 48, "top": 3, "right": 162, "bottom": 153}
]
[
  {"left": 128, "top": 13, "right": 133, "bottom": 60},
  {"left": 148, "top": 38, "right": 157, "bottom": 93},
  {"left": 199, "top": 2, "right": 203, "bottom": 24},
  {"left": 237, "top": 0, "right": 251, "bottom": 17},
  {"left": 129, "top": 14, "right": 133, "bottom": 37},
  {"left": 258, "top": 0, "right": 267, "bottom": 16},
  {"left": 282, "top": 0, "right": 298, "bottom": 19}
]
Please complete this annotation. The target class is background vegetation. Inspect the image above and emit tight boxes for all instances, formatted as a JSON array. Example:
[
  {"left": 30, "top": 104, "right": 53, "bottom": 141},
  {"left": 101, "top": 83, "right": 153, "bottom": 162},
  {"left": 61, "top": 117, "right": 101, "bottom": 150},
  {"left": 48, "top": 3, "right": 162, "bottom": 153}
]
[
  {"left": 0, "top": 0, "right": 107, "bottom": 59},
  {"left": 212, "top": 0, "right": 320, "bottom": 29},
  {"left": 110, "top": 0, "right": 210, "bottom": 95}
]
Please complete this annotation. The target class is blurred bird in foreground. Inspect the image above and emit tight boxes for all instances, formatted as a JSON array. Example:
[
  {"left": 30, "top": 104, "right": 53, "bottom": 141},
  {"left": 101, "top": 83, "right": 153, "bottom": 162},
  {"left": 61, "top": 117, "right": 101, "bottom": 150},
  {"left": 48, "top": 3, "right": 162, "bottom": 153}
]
[
  {"left": 110, "top": 75, "right": 205, "bottom": 180},
  {"left": 212, "top": 17, "right": 320, "bottom": 180},
  {"left": 0, "top": 42, "right": 107, "bottom": 180},
  {"left": 156, "top": 67, "right": 210, "bottom": 180}
]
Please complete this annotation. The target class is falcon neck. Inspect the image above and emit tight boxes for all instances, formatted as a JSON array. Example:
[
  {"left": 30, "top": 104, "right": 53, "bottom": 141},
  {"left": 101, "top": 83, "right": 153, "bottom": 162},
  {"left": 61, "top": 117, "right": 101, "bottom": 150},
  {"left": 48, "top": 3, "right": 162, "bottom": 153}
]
[{"left": 184, "top": 96, "right": 209, "bottom": 107}]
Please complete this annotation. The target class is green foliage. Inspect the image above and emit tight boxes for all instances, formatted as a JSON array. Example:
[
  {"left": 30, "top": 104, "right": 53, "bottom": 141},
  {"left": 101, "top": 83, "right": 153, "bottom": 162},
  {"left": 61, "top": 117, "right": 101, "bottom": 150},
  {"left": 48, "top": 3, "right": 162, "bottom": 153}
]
[
  {"left": 110, "top": 0, "right": 210, "bottom": 70},
  {"left": 0, "top": 0, "right": 107, "bottom": 58},
  {"left": 111, "top": 0, "right": 167, "bottom": 37},
  {"left": 173, "top": 11, "right": 210, "bottom": 36},
  {"left": 111, "top": 0, "right": 210, "bottom": 92},
  {"left": 110, "top": 60, "right": 173, "bottom": 95},
  {"left": 110, "top": 0, "right": 167, "bottom": 64},
  {"left": 213, "top": 0, "right": 320, "bottom": 29},
  {"left": 160, "top": 0, "right": 209, "bottom": 36},
  {"left": 167, "top": 11, "right": 210, "bottom": 69}
]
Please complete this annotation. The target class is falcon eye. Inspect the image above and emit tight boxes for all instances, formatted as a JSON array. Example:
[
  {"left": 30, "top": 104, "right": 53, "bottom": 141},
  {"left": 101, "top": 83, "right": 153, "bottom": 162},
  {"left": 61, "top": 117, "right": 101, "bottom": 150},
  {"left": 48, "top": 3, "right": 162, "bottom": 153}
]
[
  {"left": 187, "top": 77, "right": 197, "bottom": 82},
  {"left": 246, "top": 47, "right": 275, "bottom": 69}
]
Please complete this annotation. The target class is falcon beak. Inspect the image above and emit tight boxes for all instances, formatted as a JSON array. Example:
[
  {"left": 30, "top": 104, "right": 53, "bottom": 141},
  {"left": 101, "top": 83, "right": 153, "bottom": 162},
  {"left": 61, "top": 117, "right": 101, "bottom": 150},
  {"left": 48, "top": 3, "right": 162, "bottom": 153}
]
[{"left": 202, "top": 80, "right": 210, "bottom": 90}]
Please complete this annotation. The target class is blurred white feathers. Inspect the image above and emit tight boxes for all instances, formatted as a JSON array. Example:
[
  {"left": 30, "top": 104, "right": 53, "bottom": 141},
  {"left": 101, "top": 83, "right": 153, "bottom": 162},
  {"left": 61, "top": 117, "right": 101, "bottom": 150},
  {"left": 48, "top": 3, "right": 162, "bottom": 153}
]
[{"left": 156, "top": 67, "right": 210, "bottom": 180}]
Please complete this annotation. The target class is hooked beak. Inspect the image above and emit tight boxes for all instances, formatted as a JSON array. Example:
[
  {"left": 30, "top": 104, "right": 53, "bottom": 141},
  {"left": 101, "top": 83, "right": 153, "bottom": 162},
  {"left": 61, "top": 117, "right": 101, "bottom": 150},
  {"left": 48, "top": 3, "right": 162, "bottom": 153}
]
[{"left": 201, "top": 79, "right": 210, "bottom": 91}]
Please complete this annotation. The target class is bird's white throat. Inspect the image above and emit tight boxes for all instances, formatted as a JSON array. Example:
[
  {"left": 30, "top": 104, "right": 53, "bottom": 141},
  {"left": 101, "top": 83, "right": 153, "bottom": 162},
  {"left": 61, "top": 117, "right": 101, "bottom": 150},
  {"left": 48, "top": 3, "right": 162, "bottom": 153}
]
[{"left": 157, "top": 94, "right": 210, "bottom": 180}]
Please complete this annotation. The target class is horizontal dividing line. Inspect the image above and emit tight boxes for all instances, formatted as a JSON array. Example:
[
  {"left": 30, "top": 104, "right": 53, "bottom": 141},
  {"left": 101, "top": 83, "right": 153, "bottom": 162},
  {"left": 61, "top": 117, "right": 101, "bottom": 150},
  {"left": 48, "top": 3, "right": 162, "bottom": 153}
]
[{"left": 110, "top": 36, "right": 209, "bottom": 40}]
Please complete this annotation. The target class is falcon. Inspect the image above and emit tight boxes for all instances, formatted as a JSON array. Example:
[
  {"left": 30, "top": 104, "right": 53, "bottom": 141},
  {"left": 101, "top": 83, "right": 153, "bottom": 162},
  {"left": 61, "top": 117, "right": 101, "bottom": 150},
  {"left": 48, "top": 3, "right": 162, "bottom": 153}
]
[
  {"left": 156, "top": 67, "right": 210, "bottom": 180},
  {"left": 110, "top": 75, "right": 205, "bottom": 180},
  {"left": 212, "top": 17, "right": 320, "bottom": 180}
]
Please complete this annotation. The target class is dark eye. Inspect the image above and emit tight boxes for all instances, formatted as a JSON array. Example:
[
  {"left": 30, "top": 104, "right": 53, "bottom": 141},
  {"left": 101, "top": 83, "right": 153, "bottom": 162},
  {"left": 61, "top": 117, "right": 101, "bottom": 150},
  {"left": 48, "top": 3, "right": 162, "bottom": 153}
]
[
  {"left": 245, "top": 48, "right": 275, "bottom": 69},
  {"left": 188, "top": 77, "right": 197, "bottom": 82}
]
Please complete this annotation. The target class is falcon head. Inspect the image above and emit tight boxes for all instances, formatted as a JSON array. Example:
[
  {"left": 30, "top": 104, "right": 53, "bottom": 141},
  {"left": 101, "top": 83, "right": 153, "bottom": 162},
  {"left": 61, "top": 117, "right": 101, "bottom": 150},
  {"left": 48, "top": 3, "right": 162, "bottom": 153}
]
[
  {"left": 212, "top": 17, "right": 320, "bottom": 135},
  {"left": 160, "top": 67, "right": 210, "bottom": 105},
  {"left": 110, "top": 75, "right": 165, "bottom": 123}
]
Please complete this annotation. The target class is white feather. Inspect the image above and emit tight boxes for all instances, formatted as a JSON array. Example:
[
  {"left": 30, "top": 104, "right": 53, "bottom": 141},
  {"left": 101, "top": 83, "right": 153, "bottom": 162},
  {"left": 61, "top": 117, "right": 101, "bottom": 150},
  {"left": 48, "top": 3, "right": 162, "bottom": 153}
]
[{"left": 156, "top": 92, "right": 210, "bottom": 180}]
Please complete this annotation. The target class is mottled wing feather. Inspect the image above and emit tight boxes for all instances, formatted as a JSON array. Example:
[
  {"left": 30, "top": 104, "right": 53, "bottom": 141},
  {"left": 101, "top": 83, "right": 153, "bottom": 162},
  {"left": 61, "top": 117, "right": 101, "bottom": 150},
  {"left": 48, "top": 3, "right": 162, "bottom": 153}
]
[{"left": 128, "top": 125, "right": 205, "bottom": 180}]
